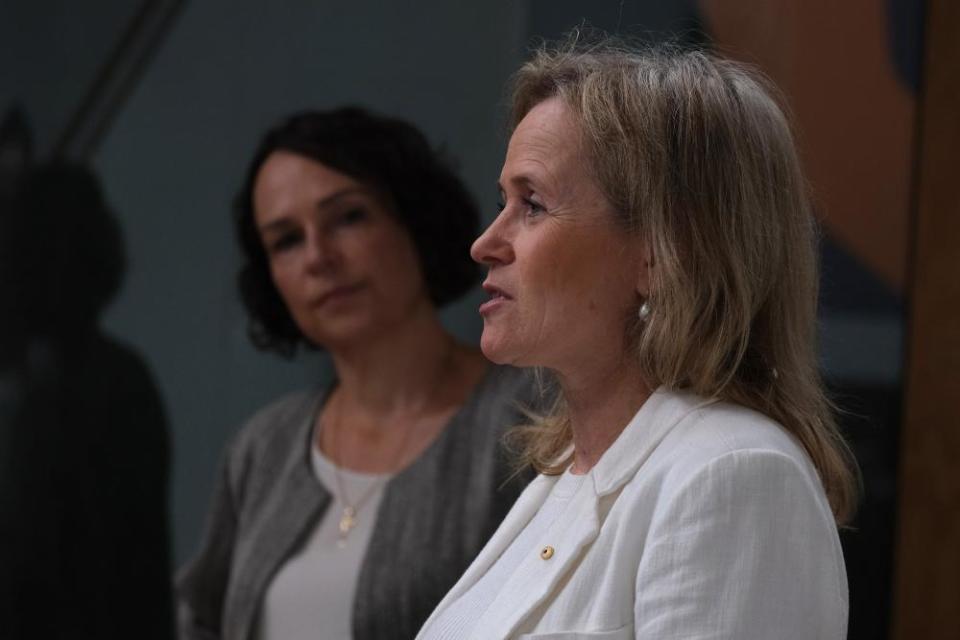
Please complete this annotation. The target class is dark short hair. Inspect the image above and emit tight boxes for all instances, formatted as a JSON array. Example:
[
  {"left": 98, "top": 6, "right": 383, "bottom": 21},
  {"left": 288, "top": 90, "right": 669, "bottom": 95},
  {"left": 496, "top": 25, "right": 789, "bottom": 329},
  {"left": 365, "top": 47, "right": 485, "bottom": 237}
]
[{"left": 234, "top": 107, "right": 481, "bottom": 356}]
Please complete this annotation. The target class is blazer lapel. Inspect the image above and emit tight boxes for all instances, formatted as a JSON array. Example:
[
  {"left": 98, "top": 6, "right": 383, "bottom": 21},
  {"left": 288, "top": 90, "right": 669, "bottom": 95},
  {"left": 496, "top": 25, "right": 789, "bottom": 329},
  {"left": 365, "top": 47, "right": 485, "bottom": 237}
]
[
  {"left": 416, "top": 474, "right": 558, "bottom": 635},
  {"left": 469, "top": 389, "right": 717, "bottom": 639},
  {"left": 469, "top": 474, "right": 602, "bottom": 639},
  {"left": 418, "top": 388, "right": 718, "bottom": 640}
]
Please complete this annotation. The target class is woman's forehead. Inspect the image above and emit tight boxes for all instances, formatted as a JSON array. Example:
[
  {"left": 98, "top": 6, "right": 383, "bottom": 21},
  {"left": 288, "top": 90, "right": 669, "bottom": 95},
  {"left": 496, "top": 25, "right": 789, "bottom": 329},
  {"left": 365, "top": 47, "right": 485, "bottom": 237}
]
[{"left": 502, "top": 99, "right": 582, "bottom": 188}]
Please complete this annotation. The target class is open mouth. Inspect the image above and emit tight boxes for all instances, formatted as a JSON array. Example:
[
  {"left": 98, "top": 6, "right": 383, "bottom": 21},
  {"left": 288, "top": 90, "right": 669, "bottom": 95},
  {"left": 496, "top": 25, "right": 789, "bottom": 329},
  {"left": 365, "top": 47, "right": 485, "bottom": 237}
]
[{"left": 479, "top": 282, "right": 512, "bottom": 315}]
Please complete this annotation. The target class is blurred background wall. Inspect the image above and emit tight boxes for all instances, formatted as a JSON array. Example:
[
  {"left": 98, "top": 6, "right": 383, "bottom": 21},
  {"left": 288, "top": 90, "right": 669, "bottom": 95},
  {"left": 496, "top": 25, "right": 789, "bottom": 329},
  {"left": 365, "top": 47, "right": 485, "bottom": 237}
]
[
  {"left": 3, "top": 0, "right": 528, "bottom": 564},
  {"left": 0, "top": 1, "right": 938, "bottom": 638}
]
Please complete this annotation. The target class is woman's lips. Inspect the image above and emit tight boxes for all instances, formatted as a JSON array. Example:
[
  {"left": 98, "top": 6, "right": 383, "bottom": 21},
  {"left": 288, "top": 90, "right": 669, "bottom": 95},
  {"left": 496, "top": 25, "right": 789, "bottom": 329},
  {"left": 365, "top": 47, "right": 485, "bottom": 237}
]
[
  {"left": 479, "top": 283, "right": 512, "bottom": 315},
  {"left": 314, "top": 283, "right": 365, "bottom": 307}
]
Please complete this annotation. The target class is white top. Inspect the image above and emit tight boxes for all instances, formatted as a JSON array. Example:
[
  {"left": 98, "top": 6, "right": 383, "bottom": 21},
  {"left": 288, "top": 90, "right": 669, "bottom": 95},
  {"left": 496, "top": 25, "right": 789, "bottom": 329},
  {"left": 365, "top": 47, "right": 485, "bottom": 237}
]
[
  {"left": 424, "top": 468, "right": 587, "bottom": 639},
  {"left": 417, "top": 388, "right": 848, "bottom": 639},
  {"left": 255, "top": 444, "right": 391, "bottom": 640}
]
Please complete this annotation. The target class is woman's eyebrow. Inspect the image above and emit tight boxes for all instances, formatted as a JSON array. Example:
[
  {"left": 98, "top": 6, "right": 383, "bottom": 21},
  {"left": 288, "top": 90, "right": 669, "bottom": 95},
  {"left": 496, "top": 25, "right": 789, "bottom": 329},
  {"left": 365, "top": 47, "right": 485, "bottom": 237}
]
[
  {"left": 314, "top": 186, "right": 371, "bottom": 210},
  {"left": 499, "top": 174, "right": 538, "bottom": 192},
  {"left": 258, "top": 186, "right": 371, "bottom": 234},
  {"left": 258, "top": 217, "right": 295, "bottom": 235}
]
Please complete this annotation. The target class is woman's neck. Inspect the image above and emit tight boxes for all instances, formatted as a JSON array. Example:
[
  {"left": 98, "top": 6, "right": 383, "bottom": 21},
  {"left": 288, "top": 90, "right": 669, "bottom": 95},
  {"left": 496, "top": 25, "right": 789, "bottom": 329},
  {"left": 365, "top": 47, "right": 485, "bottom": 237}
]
[
  {"left": 556, "top": 355, "right": 652, "bottom": 475},
  {"left": 319, "top": 301, "right": 488, "bottom": 473},
  {"left": 328, "top": 301, "right": 474, "bottom": 420}
]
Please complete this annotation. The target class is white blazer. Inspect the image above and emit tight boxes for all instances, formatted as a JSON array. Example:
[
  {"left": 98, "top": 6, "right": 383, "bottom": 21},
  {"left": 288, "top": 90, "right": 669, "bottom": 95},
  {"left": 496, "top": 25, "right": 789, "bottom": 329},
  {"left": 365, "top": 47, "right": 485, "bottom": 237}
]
[{"left": 417, "top": 388, "right": 848, "bottom": 639}]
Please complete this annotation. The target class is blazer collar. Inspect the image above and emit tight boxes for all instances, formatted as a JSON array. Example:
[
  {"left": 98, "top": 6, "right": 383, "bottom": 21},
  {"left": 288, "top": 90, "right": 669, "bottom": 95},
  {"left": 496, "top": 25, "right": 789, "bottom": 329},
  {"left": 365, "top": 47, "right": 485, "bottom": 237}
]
[
  {"left": 417, "top": 388, "right": 717, "bottom": 639},
  {"left": 589, "top": 387, "right": 717, "bottom": 497},
  {"left": 479, "top": 389, "right": 717, "bottom": 638}
]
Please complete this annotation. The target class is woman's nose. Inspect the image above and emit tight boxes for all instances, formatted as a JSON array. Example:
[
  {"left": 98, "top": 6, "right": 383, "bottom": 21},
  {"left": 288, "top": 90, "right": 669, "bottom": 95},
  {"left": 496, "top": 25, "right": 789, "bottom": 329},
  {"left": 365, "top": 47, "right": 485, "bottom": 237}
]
[
  {"left": 470, "top": 212, "right": 514, "bottom": 266},
  {"left": 304, "top": 229, "right": 337, "bottom": 273}
]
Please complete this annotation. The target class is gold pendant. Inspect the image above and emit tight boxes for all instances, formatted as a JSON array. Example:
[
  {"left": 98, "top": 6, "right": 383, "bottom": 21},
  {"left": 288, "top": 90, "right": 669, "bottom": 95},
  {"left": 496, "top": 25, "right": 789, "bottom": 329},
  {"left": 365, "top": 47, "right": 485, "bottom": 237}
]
[{"left": 338, "top": 506, "right": 356, "bottom": 538}]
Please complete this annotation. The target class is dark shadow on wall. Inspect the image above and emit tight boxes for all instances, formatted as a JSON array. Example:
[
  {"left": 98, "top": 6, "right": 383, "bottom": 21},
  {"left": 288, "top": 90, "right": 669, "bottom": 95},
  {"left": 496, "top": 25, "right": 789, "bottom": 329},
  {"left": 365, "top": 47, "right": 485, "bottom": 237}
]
[{"left": 0, "top": 112, "right": 173, "bottom": 639}]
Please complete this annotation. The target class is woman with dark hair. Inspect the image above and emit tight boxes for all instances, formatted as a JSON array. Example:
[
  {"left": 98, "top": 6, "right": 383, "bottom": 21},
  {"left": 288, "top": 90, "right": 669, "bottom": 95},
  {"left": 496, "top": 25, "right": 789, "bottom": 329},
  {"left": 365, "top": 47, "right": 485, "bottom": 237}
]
[{"left": 177, "top": 107, "right": 535, "bottom": 640}]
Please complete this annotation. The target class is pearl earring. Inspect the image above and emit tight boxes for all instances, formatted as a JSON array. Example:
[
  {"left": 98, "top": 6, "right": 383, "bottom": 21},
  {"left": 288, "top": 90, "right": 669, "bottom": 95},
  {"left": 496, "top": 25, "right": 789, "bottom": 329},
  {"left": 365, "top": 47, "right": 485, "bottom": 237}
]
[{"left": 638, "top": 301, "right": 651, "bottom": 321}]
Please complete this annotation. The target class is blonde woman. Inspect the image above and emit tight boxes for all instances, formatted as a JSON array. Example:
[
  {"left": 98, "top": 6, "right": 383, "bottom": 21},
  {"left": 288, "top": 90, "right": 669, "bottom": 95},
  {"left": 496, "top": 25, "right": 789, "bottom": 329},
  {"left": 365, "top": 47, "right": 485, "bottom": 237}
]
[{"left": 417, "top": 41, "right": 856, "bottom": 640}]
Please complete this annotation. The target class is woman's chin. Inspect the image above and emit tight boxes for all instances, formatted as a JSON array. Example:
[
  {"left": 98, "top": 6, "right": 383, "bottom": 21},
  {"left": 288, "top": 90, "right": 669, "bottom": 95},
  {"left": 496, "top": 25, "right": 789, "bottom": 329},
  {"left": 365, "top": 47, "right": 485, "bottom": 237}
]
[
  {"left": 479, "top": 335, "right": 513, "bottom": 365},
  {"left": 479, "top": 346, "right": 508, "bottom": 365},
  {"left": 480, "top": 334, "right": 535, "bottom": 367}
]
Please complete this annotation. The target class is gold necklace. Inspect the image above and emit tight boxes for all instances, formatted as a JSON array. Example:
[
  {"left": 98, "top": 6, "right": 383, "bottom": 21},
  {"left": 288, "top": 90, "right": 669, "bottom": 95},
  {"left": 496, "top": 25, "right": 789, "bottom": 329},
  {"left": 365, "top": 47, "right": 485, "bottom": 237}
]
[
  {"left": 323, "top": 340, "right": 455, "bottom": 547},
  {"left": 327, "top": 390, "right": 413, "bottom": 547}
]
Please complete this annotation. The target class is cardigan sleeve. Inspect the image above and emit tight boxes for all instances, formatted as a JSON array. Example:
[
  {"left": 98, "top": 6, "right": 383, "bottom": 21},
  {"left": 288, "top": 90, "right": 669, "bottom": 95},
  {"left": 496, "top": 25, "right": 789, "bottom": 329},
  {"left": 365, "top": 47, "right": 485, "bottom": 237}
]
[
  {"left": 174, "top": 446, "right": 244, "bottom": 640},
  {"left": 633, "top": 449, "right": 848, "bottom": 640}
]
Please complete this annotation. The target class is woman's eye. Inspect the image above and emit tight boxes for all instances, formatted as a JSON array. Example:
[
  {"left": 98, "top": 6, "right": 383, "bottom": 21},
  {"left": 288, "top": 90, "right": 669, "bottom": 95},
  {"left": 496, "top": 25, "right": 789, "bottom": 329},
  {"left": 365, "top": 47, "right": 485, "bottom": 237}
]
[
  {"left": 497, "top": 196, "right": 544, "bottom": 217},
  {"left": 524, "top": 197, "right": 545, "bottom": 217},
  {"left": 268, "top": 232, "right": 302, "bottom": 253},
  {"left": 338, "top": 208, "right": 367, "bottom": 225}
]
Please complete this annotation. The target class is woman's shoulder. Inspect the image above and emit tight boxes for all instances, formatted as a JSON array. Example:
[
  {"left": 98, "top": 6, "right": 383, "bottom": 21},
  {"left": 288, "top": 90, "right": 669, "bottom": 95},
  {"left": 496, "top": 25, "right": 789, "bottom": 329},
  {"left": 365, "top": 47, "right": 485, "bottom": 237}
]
[
  {"left": 614, "top": 390, "right": 837, "bottom": 527},
  {"left": 637, "top": 390, "right": 826, "bottom": 502},
  {"left": 691, "top": 398, "right": 802, "bottom": 454},
  {"left": 650, "top": 390, "right": 807, "bottom": 462},
  {"left": 225, "top": 387, "right": 326, "bottom": 468},
  {"left": 451, "top": 364, "right": 546, "bottom": 438}
]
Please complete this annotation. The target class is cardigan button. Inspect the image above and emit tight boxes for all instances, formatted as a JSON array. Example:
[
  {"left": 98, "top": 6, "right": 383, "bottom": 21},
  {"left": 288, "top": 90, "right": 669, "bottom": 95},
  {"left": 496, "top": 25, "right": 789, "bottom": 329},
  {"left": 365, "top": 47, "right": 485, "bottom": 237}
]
[{"left": 540, "top": 546, "right": 555, "bottom": 560}]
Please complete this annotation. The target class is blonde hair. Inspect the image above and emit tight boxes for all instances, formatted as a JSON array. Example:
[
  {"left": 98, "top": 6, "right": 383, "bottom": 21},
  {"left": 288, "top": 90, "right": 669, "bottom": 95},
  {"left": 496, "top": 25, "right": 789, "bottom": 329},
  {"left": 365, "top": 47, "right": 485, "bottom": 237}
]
[{"left": 507, "top": 37, "right": 858, "bottom": 524}]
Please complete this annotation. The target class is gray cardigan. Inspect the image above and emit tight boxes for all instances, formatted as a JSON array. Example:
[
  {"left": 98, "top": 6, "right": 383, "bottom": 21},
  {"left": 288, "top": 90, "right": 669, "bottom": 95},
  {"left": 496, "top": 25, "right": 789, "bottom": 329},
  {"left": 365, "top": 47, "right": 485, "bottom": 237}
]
[{"left": 176, "top": 365, "right": 538, "bottom": 640}]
